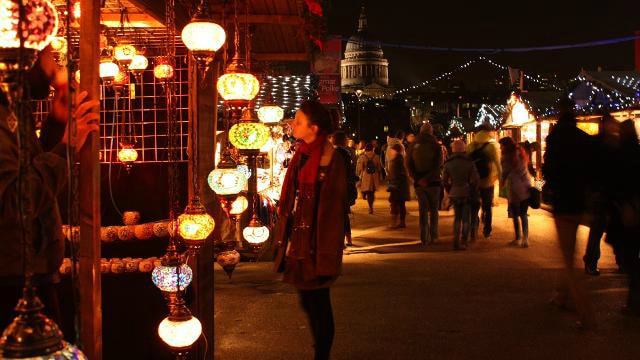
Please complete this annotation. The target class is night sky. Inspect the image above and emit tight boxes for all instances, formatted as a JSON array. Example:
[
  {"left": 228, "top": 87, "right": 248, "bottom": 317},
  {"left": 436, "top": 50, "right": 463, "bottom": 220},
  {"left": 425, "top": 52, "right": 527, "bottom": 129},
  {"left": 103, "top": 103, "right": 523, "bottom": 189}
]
[{"left": 326, "top": 0, "right": 640, "bottom": 89}]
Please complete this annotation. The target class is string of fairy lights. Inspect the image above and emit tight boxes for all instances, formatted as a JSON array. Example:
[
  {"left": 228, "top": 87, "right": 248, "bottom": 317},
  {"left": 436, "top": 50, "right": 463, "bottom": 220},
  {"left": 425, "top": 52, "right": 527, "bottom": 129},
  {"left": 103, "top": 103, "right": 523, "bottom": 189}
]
[{"left": 385, "top": 56, "right": 562, "bottom": 98}]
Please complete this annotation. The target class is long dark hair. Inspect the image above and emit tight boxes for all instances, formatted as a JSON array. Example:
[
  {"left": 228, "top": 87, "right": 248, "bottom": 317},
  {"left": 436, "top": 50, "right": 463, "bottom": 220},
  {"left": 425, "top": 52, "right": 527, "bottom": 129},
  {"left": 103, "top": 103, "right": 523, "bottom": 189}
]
[
  {"left": 299, "top": 100, "right": 333, "bottom": 135},
  {"left": 499, "top": 137, "right": 528, "bottom": 168}
]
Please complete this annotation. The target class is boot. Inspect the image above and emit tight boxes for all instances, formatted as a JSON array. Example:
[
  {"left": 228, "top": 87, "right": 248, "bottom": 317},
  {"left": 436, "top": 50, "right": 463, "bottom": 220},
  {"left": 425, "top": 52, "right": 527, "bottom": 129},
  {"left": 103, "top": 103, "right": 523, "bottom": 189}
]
[
  {"left": 398, "top": 214, "right": 406, "bottom": 228},
  {"left": 521, "top": 236, "right": 529, "bottom": 248},
  {"left": 389, "top": 214, "right": 399, "bottom": 229}
]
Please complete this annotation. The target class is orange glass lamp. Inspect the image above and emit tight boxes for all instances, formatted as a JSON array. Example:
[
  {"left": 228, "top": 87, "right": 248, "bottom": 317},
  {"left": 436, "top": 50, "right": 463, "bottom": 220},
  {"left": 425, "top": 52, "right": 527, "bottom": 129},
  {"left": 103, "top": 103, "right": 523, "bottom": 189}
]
[
  {"left": 0, "top": 0, "right": 59, "bottom": 77},
  {"left": 216, "top": 57, "right": 259, "bottom": 111},
  {"left": 154, "top": 56, "right": 174, "bottom": 80},
  {"left": 257, "top": 104, "right": 284, "bottom": 124},
  {"left": 118, "top": 143, "right": 138, "bottom": 170},
  {"left": 180, "top": 0, "right": 225, "bottom": 66},
  {"left": 99, "top": 58, "right": 120, "bottom": 86},
  {"left": 177, "top": 203, "right": 214, "bottom": 248},
  {"left": 113, "top": 43, "right": 137, "bottom": 68}
]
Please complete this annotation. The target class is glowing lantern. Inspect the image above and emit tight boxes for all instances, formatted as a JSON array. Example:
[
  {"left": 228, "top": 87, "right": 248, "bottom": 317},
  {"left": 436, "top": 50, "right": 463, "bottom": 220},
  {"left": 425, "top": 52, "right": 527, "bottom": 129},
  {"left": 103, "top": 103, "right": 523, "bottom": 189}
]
[
  {"left": 158, "top": 300, "right": 202, "bottom": 351},
  {"left": 242, "top": 215, "right": 270, "bottom": 245},
  {"left": 207, "top": 168, "right": 247, "bottom": 196},
  {"left": 0, "top": 0, "right": 59, "bottom": 51},
  {"left": 229, "top": 122, "right": 270, "bottom": 150},
  {"left": 99, "top": 59, "right": 119, "bottom": 82},
  {"left": 180, "top": 0, "right": 225, "bottom": 64},
  {"left": 257, "top": 105, "right": 284, "bottom": 124},
  {"left": 217, "top": 71, "right": 260, "bottom": 103},
  {"left": 74, "top": 69, "right": 80, "bottom": 83},
  {"left": 0, "top": 0, "right": 59, "bottom": 74},
  {"left": 118, "top": 144, "right": 138, "bottom": 164},
  {"left": 152, "top": 263, "right": 193, "bottom": 292},
  {"left": 113, "top": 69, "right": 129, "bottom": 88},
  {"left": 505, "top": 93, "right": 533, "bottom": 127},
  {"left": 177, "top": 204, "right": 214, "bottom": 243},
  {"left": 216, "top": 249, "right": 240, "bottom": 278},
  {"left": 229, "top": 195, "right": 248, "bottom": 216},
  {"left": 153, "top": 56, "right": 174, "bottom": 80},
  {"left": 129, "top": 54, "right": 148, "bottom": 72},
  {"left": 113, "top": 43, "right": 137, "bottom": 67},
  {"left": 72, "top": 1, "right": 80, "bottom": 21}
]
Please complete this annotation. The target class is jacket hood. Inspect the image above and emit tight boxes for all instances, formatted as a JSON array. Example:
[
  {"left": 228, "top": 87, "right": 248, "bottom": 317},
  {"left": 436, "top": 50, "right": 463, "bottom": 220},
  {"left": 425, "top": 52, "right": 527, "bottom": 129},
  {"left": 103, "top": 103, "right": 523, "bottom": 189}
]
[{"left": 416, "top": 132, "right": 437, "bottom": 145}]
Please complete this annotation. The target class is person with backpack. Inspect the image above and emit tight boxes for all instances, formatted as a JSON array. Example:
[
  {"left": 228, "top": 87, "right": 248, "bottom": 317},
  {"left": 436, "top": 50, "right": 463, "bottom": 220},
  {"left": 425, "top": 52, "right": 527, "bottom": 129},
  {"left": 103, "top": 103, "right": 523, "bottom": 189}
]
[
  {"left": 333, "top": 131, "right": 358, "bottom": 247},
  {"left": 467, "top": 123, "right": 501, "bottom": 240},
  {"left": 406, "top": 123, "right": 443, "bottom": 245},
  {"left": 386, "top": 143, "right": 410, "bottom": 229},
  {"left": 499, "top": 137, "right": 533, "bottom": 248},
  {"left": 443, "top": 140, "right": 479, "bottom": 250},
  {"left": 357, "top": 143, "right": 382, "bottom": 214}
]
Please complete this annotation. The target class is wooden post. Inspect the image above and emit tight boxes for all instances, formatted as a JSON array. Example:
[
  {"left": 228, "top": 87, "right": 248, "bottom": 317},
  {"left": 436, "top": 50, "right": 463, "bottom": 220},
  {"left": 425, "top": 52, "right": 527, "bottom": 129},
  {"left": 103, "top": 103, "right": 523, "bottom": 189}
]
[
  {"left": 536, "top": 119, "right": 542, "bottom": 178},
  {"left": 188, "top": 57, "right": 217, "bottom": 359},
  {"left": 78, "top": 0, "right": 102, "bottom": 358}
]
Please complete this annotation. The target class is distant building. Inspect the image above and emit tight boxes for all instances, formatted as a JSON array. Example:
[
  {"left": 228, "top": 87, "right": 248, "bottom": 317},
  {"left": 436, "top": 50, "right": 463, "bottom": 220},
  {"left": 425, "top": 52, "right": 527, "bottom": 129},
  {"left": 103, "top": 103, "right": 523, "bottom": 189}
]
[{"left": 341, "top": 5, "right": 390, "bottom": 97}]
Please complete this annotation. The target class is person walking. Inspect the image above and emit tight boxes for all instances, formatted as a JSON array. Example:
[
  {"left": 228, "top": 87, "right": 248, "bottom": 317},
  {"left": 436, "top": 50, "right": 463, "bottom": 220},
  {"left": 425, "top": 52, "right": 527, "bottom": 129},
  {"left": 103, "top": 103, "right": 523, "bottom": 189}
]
[
  {"left": 583, "top": 115, "right": 619, "bottom": 275},
  {"left": 499, "top": 137, "right": 533, "bottom": 248},
  {"left": 468, "top": 124, "right": 501, "bottom": 239},
  {"left": 443, "top": 140, "right": 479, "bottom": 250},
  {"left": 612, "top": 119, "right": 640, "bottom": 316},
  {"left": 385, "top": 130, "right": 405, "bottom": 174},
  {"left": 357, "top": 143, "right": 382, "bottom": 214},
  {"left": 273, "top": 100, "right": 348, "bottom": 360},
  {"left": 406, "top": 123, "right": 443, "bottom": 245},
  {"left": 543, "top": 99, "right": 596, "bottom": 330},
  {"left": 333, "top": 131, "right": 358, "bottom": 247},
  {"left": 386, "top": 143, "right": 410, "bottom": 229}
]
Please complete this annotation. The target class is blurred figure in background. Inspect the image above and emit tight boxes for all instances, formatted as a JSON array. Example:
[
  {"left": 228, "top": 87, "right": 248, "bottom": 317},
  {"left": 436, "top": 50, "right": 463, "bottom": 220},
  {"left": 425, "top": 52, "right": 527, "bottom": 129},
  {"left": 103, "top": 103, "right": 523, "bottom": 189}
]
[
  {"left": 543, "top": 98, "right": 596, "bottom": 330},
  {"left": 499, "top": 137, "right": 532, "bottom": 248},
  {"left": 386, "top": 143, "right": 410, "bottom": 229},
  {"left": 443, "top": 140, "right": 479, "bottom": 250},
  {"left": 333, "top": 131, "right": 358, "bottom": 247},
  {"left": 357, "top": 143, "right": 382, "bottom": 214}
]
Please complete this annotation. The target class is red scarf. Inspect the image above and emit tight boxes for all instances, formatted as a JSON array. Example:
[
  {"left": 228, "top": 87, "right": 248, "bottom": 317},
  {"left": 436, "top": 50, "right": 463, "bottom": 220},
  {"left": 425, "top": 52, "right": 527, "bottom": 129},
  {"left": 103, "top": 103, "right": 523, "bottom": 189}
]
[{"left": 278, "top": 135, "right": 327, "bottom": 215}]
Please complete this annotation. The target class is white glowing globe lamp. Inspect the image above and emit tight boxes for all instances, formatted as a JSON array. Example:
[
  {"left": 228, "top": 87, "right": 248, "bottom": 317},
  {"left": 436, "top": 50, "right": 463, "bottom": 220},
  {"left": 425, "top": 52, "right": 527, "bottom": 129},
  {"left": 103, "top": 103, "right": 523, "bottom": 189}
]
[
  {"left": 158, "top": 316, "right": 202, "bottom": 349},
  {"left": 243, "top": 224, "right": 270, "bottom": 245},
  {"left": 129, "top": 54, "right": 149, "bottom": 72},
  {"left": 99, "top": 60, "right": 119, "bottom": 80},
  {"left": 207, "top": 168, "right": 247, "bottom": 196},
  {"left": 257, "top": 105, "right": 284, "bottom": 123},
  {"left": 181, "top": 21, "right": 225, "bottom": 53}
]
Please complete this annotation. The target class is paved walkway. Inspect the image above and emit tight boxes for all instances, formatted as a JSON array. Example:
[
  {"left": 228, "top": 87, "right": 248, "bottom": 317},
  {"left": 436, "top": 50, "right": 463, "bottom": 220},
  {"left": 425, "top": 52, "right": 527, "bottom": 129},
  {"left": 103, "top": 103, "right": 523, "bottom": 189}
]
[{"left": 213, "top": 191, "right": 640, "bottom": 360}]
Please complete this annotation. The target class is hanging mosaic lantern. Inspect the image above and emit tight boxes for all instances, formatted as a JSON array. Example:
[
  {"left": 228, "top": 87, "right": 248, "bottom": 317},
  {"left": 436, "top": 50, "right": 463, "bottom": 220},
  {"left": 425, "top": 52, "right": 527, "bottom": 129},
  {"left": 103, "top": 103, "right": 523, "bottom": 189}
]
[
  {"left": 152, "top": 263, "right": 193, "bottom": 293},
  {"left": 153, "top": 56, "right": 174, "bottom": 80},
  {"left": 177, "top": 204, "right": 214, "bottom": 245},
  {"left": 257, "top": 105, "right": 284, "bottom": 124},
  {"left": 180, "top": 0, "right": 225, "bottom": 65},
  {"left": 242, "top": 214, "right": 270, "bottom": 245},
  {"left": 229, "top": 122, "right": 270, "bottom": 150},
  {"left": 129, "top": 54, "right": 148, "bottom": 73},
  {"left": 113, "top": 43, "right": 137, "bottom": 68},
  {"left": 229, "top": 195, "right": 248, "bottom": 217},
  {"left": 216, "top": 249, "right": 240, "bottom": 278}
]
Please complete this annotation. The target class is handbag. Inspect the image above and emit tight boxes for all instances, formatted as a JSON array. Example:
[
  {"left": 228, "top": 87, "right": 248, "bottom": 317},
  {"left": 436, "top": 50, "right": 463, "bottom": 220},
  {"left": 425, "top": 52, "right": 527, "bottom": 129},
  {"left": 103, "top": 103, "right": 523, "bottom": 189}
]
[{"left": 529, "top": 187, "right": 541, "bottom": 209}]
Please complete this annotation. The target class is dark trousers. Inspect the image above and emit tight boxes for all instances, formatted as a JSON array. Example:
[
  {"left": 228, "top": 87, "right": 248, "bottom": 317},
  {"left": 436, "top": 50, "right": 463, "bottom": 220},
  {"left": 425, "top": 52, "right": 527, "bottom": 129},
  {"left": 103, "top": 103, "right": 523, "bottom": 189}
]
[
  {"left": 474, "top": 187, "right": 494, "bottom": 237},
  {"left": 509, "top": 200, "right": 529, "bottom": 240},
  {"left": 584, "top": 209, "right": 606, "bottom": 269},
  {"left": 363, "top": 191, "right": 375, "bottom": 210},
  {"left": 389, "top": 200, "right": 406, "bottom": 217},
  {"left": 299, "top": 288, "right": 334, "bottom": 360},
  {"left": 0, "top": 281, "right": 61, "bottom": 331},
  {"left": 452, "top": 197, "right": 470, "bottom": 248},
  {"left": 415, "top": 186, "right": 440, "bottom": 244}
]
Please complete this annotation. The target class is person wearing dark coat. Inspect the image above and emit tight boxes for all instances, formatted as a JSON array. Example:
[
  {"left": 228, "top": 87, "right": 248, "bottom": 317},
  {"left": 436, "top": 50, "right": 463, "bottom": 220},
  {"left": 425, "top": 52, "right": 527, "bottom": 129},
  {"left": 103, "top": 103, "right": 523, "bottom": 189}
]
[
  {"left": 0, "top": 47, "right": 100, "bottom": 330},
  {"left": 613, "top": 119, "right": 640, "bottom": 316},
  {"left": 333, "top": 130, "right": 358, "bottom": 247},
  {"left": 443, "top": 140, "right": 479, "bottom": 250},
  {"left": 542, "top": 101, "right": 596, "bottom": 330},
  {"left": 274, "top": 101, "right": 348, "bottom": 360},
  {"left": 386, "top": 143, "right": 410, "bottom": 228}
]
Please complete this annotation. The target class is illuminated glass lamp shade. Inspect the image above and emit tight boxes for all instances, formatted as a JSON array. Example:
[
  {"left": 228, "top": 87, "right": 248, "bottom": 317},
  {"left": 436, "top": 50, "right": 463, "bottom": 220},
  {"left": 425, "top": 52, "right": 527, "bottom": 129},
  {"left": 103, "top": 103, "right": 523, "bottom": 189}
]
[
  {"left": 74, "top": 69, "right": 80, "bottom": 83},
  {"left": 178, "top": 206, "right": 214, "bottom": 243},
  {"left": 153, "top": 56, "right": 174, "bottom": 80},
  {"left": 257, "top": 105, "right": 284, "bottom": 124},
  {"left": 180, "top": 0, "right": 225, "bottom": 65},
  {"left": 118, "top": 144, "right": 138, "bottom": 164},
  {"left": 158, "top": 315, "right": 202, "bottom": 350},
  {"left": 113, "top": 43, "right": 137, "bottom": 67},
  {"left": 228, "top": 122, "right": 270, "bottom": 150},
  {"left": 152, "top": 263, "right": 193, "bottom": 292},
  {"left": 0, "top": 0, "right": 59, "bottom": 72},
  {"left": 129, "top": 54, "right": 148, "bottom": 72},
  {"left": 99, "top": 59, "right": 119, "bottom": 82},
  {"left": 229, "top": 195, "right": 248, "bottom": 216},
  {"left": 207, "top": 168, "right": 247, "bottom": 196},
  {"left": 216, "top": 249, "right": 240, "bottom": 278},
  {"left": 242, "top": 216, "right": 270, "bottom": 245},
  {"left": 216, "top": 71, "right": 260, "bottom": 103},
  {"left": 0, "top": 342, "right": 88, "bottom": 360}
]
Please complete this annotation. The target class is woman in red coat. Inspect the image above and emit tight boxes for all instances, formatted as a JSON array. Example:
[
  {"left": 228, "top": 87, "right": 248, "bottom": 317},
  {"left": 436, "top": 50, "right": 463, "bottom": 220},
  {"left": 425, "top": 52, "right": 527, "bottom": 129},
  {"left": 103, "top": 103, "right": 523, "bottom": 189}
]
[{"left": 274, "top": 101, "right": 348, "bottom": 360}]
